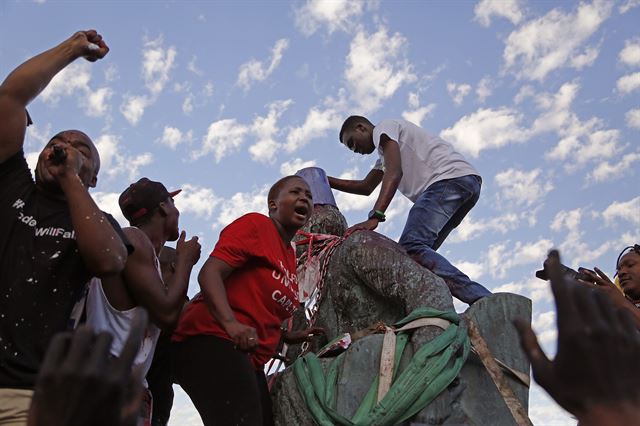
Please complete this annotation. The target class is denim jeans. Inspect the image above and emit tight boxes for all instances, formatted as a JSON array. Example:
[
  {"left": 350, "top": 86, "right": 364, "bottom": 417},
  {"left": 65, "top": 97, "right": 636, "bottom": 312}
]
[{"left": 398, "top": 174, "right": 491, "bottom": 304}]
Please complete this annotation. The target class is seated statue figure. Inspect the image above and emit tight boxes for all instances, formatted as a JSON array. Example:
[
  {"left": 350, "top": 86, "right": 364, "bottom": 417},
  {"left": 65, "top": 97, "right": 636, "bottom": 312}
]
[{"left": 272, "top": 167, "right": 531, "bottom": 426}]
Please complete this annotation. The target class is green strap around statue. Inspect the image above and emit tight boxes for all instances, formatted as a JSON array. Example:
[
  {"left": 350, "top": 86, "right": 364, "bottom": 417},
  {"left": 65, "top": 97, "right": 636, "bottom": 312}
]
[{"left": 293, "top": 307, "right": 470, "bottom": 426}]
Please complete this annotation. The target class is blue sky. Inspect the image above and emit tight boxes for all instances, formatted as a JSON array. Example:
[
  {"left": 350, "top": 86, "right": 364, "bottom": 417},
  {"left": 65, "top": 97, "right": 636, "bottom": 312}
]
[{"left": 2, "top": 0, "right": 639, "bottom": 424}]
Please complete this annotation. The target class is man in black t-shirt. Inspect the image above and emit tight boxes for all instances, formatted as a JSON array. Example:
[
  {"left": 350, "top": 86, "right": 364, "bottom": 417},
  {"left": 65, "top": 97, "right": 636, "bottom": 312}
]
[{"left": 0, "top": 30, "right": 129, "bottom": 424}]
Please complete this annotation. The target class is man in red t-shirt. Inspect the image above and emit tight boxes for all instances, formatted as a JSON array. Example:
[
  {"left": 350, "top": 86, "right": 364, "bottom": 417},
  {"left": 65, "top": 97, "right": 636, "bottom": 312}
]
[{"left": 173, "top": 175, "right": 322, "bottom": 426}]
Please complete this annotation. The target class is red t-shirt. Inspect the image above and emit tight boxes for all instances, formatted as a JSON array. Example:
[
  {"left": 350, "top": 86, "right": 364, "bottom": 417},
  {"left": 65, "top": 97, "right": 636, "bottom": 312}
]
[{"left": 172, "top": 213, "right": 299, "bottom": 369}]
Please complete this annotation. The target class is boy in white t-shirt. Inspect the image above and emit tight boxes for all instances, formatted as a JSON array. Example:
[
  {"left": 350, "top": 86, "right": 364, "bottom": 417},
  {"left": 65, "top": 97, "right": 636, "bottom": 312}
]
[{"left": 328, "top": 116, "right": 491, "bottom": 304}]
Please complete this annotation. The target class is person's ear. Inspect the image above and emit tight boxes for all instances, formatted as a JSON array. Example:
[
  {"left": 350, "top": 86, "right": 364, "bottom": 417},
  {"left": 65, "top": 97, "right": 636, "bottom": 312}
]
[
  {"left": 88, "top": 174, "right": 98, "bottom": 188},
  {"left": 268, "top": 199, "right": 277, "bottom": 213},
  {"left": 158, "top": 202, "right": 169, "bottom": 217}
]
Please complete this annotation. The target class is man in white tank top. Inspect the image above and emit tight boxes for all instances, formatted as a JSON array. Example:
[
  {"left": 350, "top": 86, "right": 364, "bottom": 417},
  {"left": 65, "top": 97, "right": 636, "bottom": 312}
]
[
  {"left": 86, "top": 178, "right": 201, "bottom": 425},
  {"left": 328, "top": 116, "right": 491, "bottom": 305}
]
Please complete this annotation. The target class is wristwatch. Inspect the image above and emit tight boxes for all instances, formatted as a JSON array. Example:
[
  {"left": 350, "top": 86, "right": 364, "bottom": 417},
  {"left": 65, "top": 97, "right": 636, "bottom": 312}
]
[{"left": 367, "top": 209, "right": 386, "bottom": 222}]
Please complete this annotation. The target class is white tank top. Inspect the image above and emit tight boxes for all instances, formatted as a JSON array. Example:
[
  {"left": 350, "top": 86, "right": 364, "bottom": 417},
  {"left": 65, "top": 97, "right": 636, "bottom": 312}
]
[{"left": 85, "top": 252, "right": 162, "bottom": 385}]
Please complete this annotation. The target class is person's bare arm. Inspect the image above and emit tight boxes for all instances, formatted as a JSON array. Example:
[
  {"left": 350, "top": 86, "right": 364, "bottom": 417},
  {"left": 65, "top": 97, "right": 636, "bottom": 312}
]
[
  {"left": 0, "top": 30, "right": 109, "bottom": 163},
  {"left": 328, "top": 168, "right": 383, "bottom": 196},
  {"left": 348, "top": 135, "right": 402, "bottom": 232},
  {"left": 123, "top": 229, "right": 200, "bottom": 331},
  {"left": 198, "top": 257, "right": 258, "bottom": 351},
  {"left": 55, "top": 160, "right": 127, "bottom": 276}
]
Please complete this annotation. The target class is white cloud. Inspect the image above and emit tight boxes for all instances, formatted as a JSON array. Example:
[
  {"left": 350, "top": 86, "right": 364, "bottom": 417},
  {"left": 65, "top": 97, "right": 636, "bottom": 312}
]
[
  {"left": 194, "top": 119, "right": 249, "bottom": 163},
  {"left": 182, "top": 94, "right": 194, "bottom": 115},
  {"left": 248, "top": 99, "right": 292, "bottom": 163},
  {"left": 601, "top": 196, "right": 640, "bottom": 227},
  {"left": 280, "top": 158, "right": 317, "bottom": 176},
  {"left": 82, "top": 87, "right": 113, "bottom": 117},
  {"left": 616, "top": 72, "right": 640, "bottom": 95},
  {"left": 513, "top": 85, "right": 535, "bottom": 104},
  {"left": 502, "top": 1, "right": 611, "bottom": 81},
  {"left": 402, "top": 92, "right": 435, "bottom": 126},
  {"left": 555, "top": 127, "right": 608, "bottom": 166},
  {"left": 40, "top": 62, "right": 91, "bottom": 104},
  {"left": 142, "top": 35, "right": 177, "bottom": 96},
  {"left": 187, "top": 55, "right": 203, "bottom": 76},
  {"left": 551, "top": 208, "right": 582, "bottom": 233},
  {"left": 619, "top": 38, "right": 640, "bottom": 67},
  {"left": 39, "top": 62, "right": 113, "bottom": 118},
  {"left": 345, "top": 27, "right": 416, "bottom": 113},
  {"left": 448, "top": 212, "right": 521, "bottom": 243},
  {"left": 216, "top": 186, "right": 269, "bottom": 228},
  {"left": 452, "top": 260, "right": 487, "bottom": 280},
  {"left": 25, "top": 151, "right": 40, "bottom": 175},
  {"left": 587, "top": 152, "right": 640, "bottom": 183},
  {"left": 118, "top": 36, "right": 176, "bottom": 125},
  {"left": 294, "top": 0, "right": 365, "bottom": 36},
  {"left": 626, "top": 108, "right": 640, "bottom": 129},
  {"left": 619, "top": 0, "right": 640, "bottom": 14},
  {"left": 531, "top": 310, "right": 557, "bottom": 345},
  {"left": 127, "top": 154, "right": 154, "bottom": 180},
  {"left": 495, "top": 168, "right": 554, "bottom": 207},
  {"left": 203, "top": 81, "right": 214, "bottom": 97},
  {"left": 474, "top": 0, "right": 524, "bottom": 27},
  {"left": 383, "top": 195, "right": 412, "bottom": 224},
  {"left": 92, "top": 192, "right": 127, "bottom": 227},
  {"left": 333, "top": 167, "right": 379, "bottom": 212},
  {"left": 531, "top": 81, "right": 580, "bottom": 134},
  {"left": 192, "top": 101, "right": 291, "bottom": 163},
  {"left": 440, "top": 107, "right": 530, "bottom": 158},
  {"left": 548, "top": 208, "right": 638, "bottom": 267},
  {"left": 476, "top": 77, "right": 493, "bottom": 103},
  {"left": 446, "top": 82, "right": 472, "bottom": 106},
  {"left": 25, "top": 123, "right": 53, "bottom": 148},
  {"left": 569, "top": 45, "right": 600, "bottom": 69},
  {"left": 104, "top": 64, "right": 119, "bottom": 82},
  {"left": 285, "top": 106, "right": 342, "bottom": 153},
  {"left": 488, "top": 239, "right": 554, "bottom": 279},
  {"left": 533, "top": 82, "right": 626, "bottom": 175},
  {"left": 493, "top": 277, "right": 552, "bottom": 304},
  {"left": 120, "top": 95, "right": 150, "bottom": 126},
  {"left": 157, "top": 126, "right": 192, "bottom": 150},
  {"left": 237, "top": 39, "right": 289, "bottom": 91},
  {"left": 94, "top": 134, "right": 153, "bottom": 180},
  {"left": 174, "top": 184, "right": 220, "bottom": 219}
]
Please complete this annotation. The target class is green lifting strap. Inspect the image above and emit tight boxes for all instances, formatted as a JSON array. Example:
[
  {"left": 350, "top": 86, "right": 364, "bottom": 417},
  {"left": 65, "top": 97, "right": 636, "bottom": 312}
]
[{"left": 293, "top": 307, "right": 470, "bottom": 426}]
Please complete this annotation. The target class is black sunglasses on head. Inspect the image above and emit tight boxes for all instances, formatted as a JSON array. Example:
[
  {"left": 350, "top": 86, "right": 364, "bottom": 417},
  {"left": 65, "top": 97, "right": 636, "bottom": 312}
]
[{"left": 616, "top": 244, "right": 640, "bottom": 270}]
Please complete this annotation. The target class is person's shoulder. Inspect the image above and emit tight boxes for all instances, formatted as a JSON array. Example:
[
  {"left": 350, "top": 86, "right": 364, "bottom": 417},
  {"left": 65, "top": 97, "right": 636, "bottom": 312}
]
[
  {"left": 230, "top": 212, "right": 269, "bottom": 227},
  {"left": 0, "top": 149, "right": 30, "bottom": 179},
  {"left": 123, "top": 227, "right": 154, "bottom": 256},
  {"left": 375, "top": 118, "right": 399, "bottom": 128}
]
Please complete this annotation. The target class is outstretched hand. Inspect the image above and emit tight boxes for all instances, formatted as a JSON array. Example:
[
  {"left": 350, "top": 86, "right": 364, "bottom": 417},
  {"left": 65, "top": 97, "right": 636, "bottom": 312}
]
[
  {"left": 69, "top": 30, "right": 109, "bottom": 62},
  {"left": 28, "top": 310, "right": 148, "bottom": 426},
  {"left": 282, "top": 326, "right": 325, "bottom": 344},
  {"left": 347, "top": 218, "right": 379, "bottom": 233},
  {"left": 514, "top": 250, "right": 640, "bottom": 425}
]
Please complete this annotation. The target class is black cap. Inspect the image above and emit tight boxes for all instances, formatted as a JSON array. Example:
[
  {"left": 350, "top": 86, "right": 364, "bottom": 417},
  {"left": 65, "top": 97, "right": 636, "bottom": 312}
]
[{"left": 119, "top": 178, "right": 181, "bottom": 224}]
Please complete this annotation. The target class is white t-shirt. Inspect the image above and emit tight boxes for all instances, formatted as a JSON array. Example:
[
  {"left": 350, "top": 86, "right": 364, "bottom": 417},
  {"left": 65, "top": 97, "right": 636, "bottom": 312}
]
[
  {"left": 85, "top": 253, "right": 162, "bottom": 386},
  {"left": 373, "top": 119, "right": 480, "bottom": 202}
]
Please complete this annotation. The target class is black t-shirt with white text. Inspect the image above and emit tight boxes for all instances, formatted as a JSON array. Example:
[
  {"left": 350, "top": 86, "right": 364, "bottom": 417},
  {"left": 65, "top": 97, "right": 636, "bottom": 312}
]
[{"left": 0, "top": 150, "right": 129, "bottom": 389}]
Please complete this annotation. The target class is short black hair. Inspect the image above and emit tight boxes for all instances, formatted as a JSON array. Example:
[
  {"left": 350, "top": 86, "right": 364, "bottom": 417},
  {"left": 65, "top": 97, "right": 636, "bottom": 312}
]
[
  {"left": 267, "top": 175, "right": 308, "bottom": 204},
  {"left": 339, "top": 115, "right": 372, "bottom": 143}
]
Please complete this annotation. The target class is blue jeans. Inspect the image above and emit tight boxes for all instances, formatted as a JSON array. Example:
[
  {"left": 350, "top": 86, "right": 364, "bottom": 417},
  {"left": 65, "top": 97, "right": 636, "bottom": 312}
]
[{"left": 399, "top": 175, "right": 491, "bottom": 304}]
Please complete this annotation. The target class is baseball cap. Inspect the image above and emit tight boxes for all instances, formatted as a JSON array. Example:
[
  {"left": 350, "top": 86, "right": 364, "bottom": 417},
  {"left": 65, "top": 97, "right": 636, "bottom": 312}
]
[{"left": 119, "top": 178, "right": 181, "bottom": 224}]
